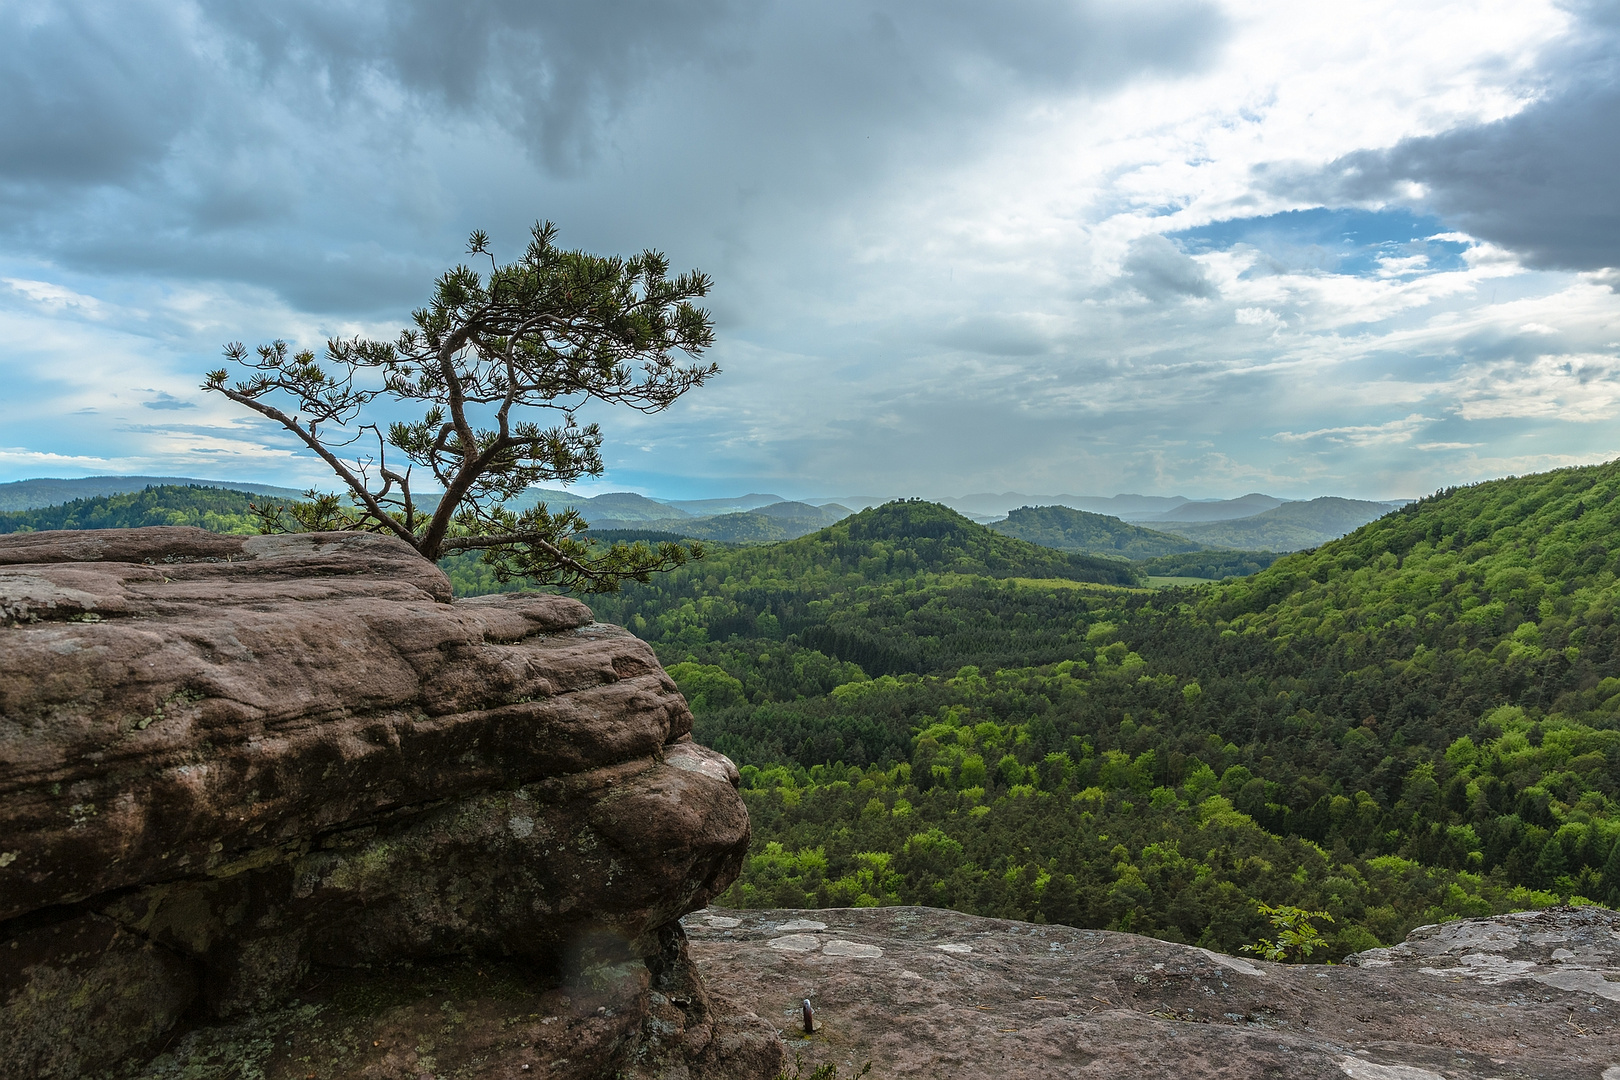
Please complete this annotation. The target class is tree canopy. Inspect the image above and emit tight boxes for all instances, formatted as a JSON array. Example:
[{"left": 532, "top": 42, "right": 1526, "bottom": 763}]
[{"left": 205, "top": 223, "right": 717, "bottom": 591}]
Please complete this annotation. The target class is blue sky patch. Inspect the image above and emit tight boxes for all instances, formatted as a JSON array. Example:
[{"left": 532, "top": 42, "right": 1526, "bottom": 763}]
[{"left": 1169, "top": 208, "right": 1471, "bottom": 278}]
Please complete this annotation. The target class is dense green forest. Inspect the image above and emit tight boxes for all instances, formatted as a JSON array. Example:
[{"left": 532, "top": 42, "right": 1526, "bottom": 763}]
[
  {"left": 0, "top": 484, "right": 262, "bottom": 534},
  {"left": 588, "top": 465, "right": 1620, "bottom": 958},
  {"left": 1136, "top": 549, "right": 1282, "bottom": 580},
  {"left": 991, "top": 503, "right": 1203, "bottom": 559}
]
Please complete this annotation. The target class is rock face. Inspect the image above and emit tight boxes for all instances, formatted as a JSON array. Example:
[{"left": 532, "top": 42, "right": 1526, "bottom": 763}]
[
  {"left": 682, "top": 904, "right": 1620, "bottom": 1079},
  {"left": 0, "top": 527, "right": 784, "bottom": 1079}
]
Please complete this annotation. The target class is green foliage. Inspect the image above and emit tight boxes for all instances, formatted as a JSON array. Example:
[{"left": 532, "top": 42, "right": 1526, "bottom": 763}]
[
  {"left": 0, "top": 485, "right": 262, "bottom": 534},
  {"left": 205, "top": 222, "right": 716, "bottom": 592},
  {"left": 1136, "top": 549, "right": 1282, "bottom": 580},
  {"left": 586, "top": 502, "right": 1139, "bottom": 690},
  {"left": 1241, "top": 903, "right": 1333, "bottom": 963},
  {"left": 774, "top": 1055, "right": 871, "bottom": 1080},
  {"left": 668, "top": 662, "right": 747, "bottom": 711},
  {"left": 591, "top": 460, "right": 1620, "bottom": 956},
  {"left": 992, "top": 504, "right": 1203, "bottom": 559}
]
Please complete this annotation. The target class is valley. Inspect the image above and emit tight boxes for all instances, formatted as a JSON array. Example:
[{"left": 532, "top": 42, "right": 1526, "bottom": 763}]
[{"left": 5, "top": 464, "right": 1615, "bottom": 963}]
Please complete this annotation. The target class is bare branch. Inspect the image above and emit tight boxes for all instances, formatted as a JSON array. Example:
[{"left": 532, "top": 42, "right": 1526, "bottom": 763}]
[{"left": 209, "top": 385, "right": 417, "bottom": 547}]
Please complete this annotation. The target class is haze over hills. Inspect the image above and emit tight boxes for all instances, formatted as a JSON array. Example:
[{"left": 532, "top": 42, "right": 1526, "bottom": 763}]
[
  {"left": 662, "top": 494, "right": 790, "bottom": 515},
  {"left": 946, "top": 492, "right": 1195, "bottom": 520},
  {"left": 3, "top": 475, "right": 1409, "bottom": 552},
  {"left": 1133, "top": 492, "right": 1286, "bottom": 523},
  {"left": 585, "top": 501, "right": 855, "bottom": 543},
  {"left": 1156, "top": 496, "right": 1406, "bottom": 551},
  {"left": 941, "top": 491, "right": 1408, "bottom": 524}
]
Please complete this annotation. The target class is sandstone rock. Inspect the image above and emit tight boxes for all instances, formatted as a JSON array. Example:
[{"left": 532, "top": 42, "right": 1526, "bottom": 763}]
[
  {"left": 0, "top": 528, "right": 779, "bottom": 1080},
  {"left": 683, "top": 904, "right": 1620, "bottom": 1079},
  {"left": 0, "top": 528, "right": 689, "bottom": 920}
]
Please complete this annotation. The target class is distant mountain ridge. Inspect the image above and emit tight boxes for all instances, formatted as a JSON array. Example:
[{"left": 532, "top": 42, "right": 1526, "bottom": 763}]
[
  {"left": 1157, "top": 496, "right": 1404, "bottom": 551},
  {"left": 587, "top": 501, "right": 854, "bottom": 543},
  {"left": 940, "top": 490, "right": 1404, "bottom": 523},
  {"left": 0, "top": 475, "right": 308, "bottom": 512},
  {"left": 1133, "top": 492, "right": 1286, "bottom": 523},
  {"left": 4, "top": 477, "right": 1406, "bottom": 551}
]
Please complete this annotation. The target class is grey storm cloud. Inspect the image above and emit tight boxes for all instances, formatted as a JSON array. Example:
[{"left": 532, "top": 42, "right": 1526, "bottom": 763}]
[
  {"left": 206, "top": 0, "right": 1229, "bottom": 169},
  {"left": 1269, "top": 1, "right": 1620, "bottom": 274},
  {"left": 1122, "top": 235, "right": 1217, "bottom": 301},
  {"left": 0, "top": 3, "right": 201, "bottom": 187},
  {"left": 0, "top": 0, "right": 1227, "bottom": 312}
]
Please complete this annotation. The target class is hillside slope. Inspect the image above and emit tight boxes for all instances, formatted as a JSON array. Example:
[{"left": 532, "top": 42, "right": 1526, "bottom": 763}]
[
  {"left": 1158, "top": 495, "right": 1400, "bottom": 550},
  {"left": 605, "top": 460, "right": 1620, "bottom": 957},
  {"left": 0, "top": 484, "right": 263, "bottom": 533},
  {"left": 990, "top": 503, "right": 1205, "bottom": 558},
  {"left": 1138, "top": 491, "right": 1286, "bottom": 522},
  {"left": 585, "top": 499, "right": 1142, "bottom": 683}
]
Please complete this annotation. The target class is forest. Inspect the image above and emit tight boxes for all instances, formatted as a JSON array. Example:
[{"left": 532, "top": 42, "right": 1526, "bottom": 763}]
[
  {"left": 0, "top": 484, "right": 261, "bottom": 534},
  {"left": 9, "top": 466, "right": 1619, "bottom": 961},
  {"left": 586, "top": 463, "right": 1620, "bottom": 958}
]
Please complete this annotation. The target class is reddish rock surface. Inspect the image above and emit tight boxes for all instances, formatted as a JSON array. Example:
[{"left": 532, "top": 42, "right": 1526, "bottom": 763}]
[
  {"left": 682, "top": 904, "right": 1620, "bottom": 1079},
  {"left": 0, "top": 527, "right": 778, "bottom": 1080},
  {"left": 0, "top": 528, "right": 689, "bottom": 920}
]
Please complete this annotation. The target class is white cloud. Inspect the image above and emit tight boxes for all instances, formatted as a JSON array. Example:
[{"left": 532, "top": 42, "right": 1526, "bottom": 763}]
[
  {"left": 1235, "top": 307, "right": 1281, "bottom": 326},
  {"left": 1274, "top": 414, "right": 1434, "bottom": 447}
]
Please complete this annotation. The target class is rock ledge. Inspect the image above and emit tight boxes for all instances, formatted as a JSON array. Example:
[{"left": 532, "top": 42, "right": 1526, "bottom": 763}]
[
  {"left": 0, "top": 527, "right": 782, "bottom": 1080},
  {"left": 683, "top": 904, "right": 1620, "bottom": 1079}
]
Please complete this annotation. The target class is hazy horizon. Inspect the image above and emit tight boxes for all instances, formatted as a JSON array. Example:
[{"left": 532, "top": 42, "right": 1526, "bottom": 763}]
[{"left": 0, "top": 470, "right": 1420, "bottom": 511}]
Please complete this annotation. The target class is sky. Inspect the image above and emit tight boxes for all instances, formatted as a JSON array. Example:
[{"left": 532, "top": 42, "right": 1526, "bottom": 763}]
[{"left": 0, "top": 0, "right": 1616, "bottom": 502}]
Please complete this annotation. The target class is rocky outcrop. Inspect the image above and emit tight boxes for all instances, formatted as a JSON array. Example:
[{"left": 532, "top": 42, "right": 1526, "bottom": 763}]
[
  {"left": 0, "top": 527, "right": 784, "bottom": 1079},
  {"left": 682, "top": 904, "right": 1620, "bottom": 1079}
]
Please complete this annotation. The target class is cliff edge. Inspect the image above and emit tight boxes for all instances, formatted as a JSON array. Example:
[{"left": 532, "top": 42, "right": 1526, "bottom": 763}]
[
  {"left": 683, "top": 903, "right": 1619, "bottom": 1079},
  {"left": 0, "top": 527, "right": 784, "bottom": 1080}
]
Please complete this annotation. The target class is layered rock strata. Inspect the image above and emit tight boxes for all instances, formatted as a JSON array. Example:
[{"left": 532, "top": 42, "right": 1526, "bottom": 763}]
[{"left": 0, "top": 527, "right": 782, "bottom": 1079}]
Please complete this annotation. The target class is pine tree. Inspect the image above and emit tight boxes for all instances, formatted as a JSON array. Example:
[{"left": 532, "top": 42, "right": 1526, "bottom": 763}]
[
  {"left": 206, "top": 223, "right": 716, "bottom": 592},
  {"left": 1601, "top": 839, "right": 1620, "bottom": 906}
]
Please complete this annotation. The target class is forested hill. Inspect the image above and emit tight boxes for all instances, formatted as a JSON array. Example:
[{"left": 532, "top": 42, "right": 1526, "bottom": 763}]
[
  {"left": 583, "top": 499, "right": 1142, "bottom": 685},
  {"left": 990, "top": 503, "right": 1203, "bottom": 559},
  {"left": 600, "top": 460, "right": 1620, "bottom": 960},
  {"left": 0, "top": 475, "right": 307, "bottom": 511},
  {"left": 1149, "top": 461, "right": 1620, "bottom": 754},
  {"left": 591, "top": 499, "right": 1140, "bottom": 600},
  {"left": 0, "top": 485, "right": 262, "bottom": 534},
  {"left": 1157, "top": 495, "right": 1400, "bottom": 551}
]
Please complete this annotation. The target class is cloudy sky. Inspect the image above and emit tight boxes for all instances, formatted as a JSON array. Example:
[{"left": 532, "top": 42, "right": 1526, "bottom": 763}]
[{"left": 1, "top": 0, "right": 1616, "bottom": 501}]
